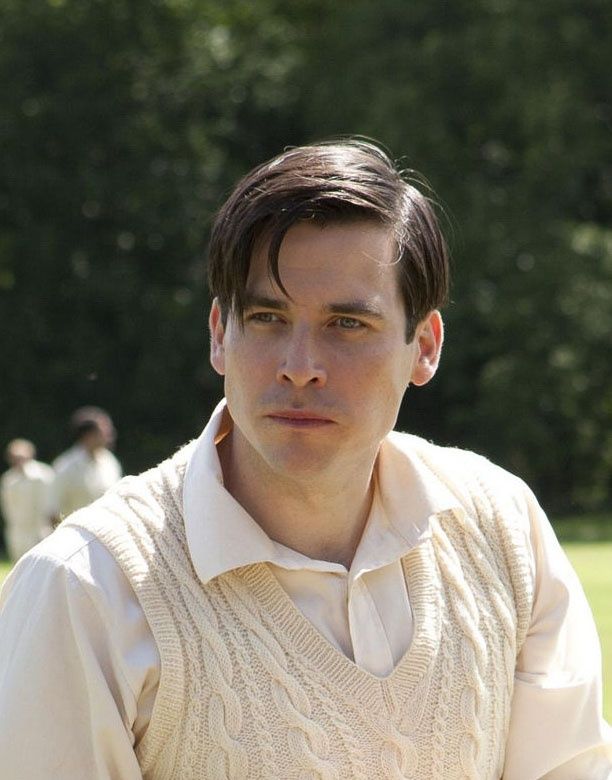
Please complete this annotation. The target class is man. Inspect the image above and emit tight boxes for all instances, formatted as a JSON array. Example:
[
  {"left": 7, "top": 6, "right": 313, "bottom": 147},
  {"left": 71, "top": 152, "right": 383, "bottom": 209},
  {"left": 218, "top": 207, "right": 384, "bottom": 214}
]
[
  {"left": 0, "top": 439, "right": 54, "bottom": 561},
  {"left": 0, "top": 140, "right": 610, "bottom": 778},
  {"left": 52, "top": 406, "right": 122, "bottom": 520}
]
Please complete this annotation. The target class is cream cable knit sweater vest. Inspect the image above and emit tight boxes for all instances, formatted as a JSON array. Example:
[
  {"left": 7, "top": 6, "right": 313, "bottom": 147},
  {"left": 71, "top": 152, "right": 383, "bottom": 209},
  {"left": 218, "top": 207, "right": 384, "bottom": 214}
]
[{"left": 66, "top": 436, "right": 534, "bottom": 780}]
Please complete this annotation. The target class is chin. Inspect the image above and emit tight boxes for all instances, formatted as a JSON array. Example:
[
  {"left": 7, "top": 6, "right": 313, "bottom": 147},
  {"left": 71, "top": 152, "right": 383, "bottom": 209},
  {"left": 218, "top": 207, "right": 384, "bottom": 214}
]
[{"left": 263, "top": 446, "right": 340, "bottom": 480}]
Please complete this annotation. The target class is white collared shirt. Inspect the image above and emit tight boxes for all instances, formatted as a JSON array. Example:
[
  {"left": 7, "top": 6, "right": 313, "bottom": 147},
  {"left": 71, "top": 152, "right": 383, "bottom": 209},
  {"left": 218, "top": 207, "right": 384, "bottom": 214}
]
[
  {"left": 0, "top": 459, "right": 55, "bottom": 558},
  {"left": 0, "top": 400, "right": 611, "bottom": 779},
  {"left": 52, "top": 444, "right": 122, "bottom": 518}
]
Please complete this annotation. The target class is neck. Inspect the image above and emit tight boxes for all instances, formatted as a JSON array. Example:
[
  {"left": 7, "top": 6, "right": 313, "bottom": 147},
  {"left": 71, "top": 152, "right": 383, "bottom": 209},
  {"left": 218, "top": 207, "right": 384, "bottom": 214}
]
[
  {"left": 80, "top": 442, "right": 100, "bottom": 458},
  {"left": 217, "top": 433, "right": 376, "bottom": 569}
]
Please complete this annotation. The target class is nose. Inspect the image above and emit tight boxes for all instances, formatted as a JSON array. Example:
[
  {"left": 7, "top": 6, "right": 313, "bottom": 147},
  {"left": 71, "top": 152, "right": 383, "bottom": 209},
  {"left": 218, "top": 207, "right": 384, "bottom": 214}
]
[{"left": 276, "top": 327, "right": 327, "bottom": 387}]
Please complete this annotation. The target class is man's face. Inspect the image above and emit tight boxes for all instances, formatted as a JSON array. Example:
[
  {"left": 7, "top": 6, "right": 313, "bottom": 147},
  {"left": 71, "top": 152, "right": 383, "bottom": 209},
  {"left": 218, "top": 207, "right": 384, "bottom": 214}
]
[
  {"left": 210, "top": 220, "right": 442, "bottom": 484},
  {"left": 7, "top": 452, "right": 30, "bottom": 469},
  {"left": 98, "top": 417, "right": 116, "bottom": 449}
]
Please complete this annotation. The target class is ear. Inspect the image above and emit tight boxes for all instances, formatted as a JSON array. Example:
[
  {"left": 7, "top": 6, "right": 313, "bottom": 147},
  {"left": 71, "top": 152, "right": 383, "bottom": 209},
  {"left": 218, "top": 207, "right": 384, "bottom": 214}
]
[
  {"left": 409, "top": 310, "right": 444, "bottom": 387},
  {"left": 209, "top": 298, "right": 226, "bottom": 376}
]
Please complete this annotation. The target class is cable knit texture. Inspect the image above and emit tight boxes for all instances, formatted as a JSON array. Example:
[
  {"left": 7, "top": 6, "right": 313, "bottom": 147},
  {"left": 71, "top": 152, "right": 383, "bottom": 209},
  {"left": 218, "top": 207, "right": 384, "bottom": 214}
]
[{"left": 65, "top": 434, "right": 534, "bottom": 780}]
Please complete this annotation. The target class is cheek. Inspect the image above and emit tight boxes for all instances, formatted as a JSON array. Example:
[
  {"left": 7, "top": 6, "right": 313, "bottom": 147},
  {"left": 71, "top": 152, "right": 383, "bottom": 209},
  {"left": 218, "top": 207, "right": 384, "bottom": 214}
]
[
  {"left": 335, "top": 351, "right": 412, "bottom": 422},
  {"left": 223, "top": 344, "right": 273, "bottom": 396},
  {"left": 347, "top": 342, "right": 413, "bottom": 390}
]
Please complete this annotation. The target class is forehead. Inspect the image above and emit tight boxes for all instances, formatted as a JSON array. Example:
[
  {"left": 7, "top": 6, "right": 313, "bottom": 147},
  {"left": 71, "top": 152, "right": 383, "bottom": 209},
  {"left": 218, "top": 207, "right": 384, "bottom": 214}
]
[{"left": 247, "top": 220, "right": 400, "bottom": 300}]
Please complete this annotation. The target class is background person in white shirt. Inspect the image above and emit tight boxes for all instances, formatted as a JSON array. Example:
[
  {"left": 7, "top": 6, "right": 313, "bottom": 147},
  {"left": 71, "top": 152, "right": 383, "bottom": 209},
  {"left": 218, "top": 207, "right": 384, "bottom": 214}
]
[
  {"left": 0, "top": 140, "right": 611, "bottom": 778},
  {"left": 0, "top": 438, "right": 54, "bottom": 561},
  {"left": 52, "top": 406, "right": 122, "bottom": 521}
]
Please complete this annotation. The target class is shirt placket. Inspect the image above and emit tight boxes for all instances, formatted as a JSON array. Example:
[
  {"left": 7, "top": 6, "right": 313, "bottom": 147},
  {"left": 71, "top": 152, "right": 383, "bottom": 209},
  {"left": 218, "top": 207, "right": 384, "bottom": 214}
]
[{"left": 347, "top": 575, "right": 395, "bottom": 677}]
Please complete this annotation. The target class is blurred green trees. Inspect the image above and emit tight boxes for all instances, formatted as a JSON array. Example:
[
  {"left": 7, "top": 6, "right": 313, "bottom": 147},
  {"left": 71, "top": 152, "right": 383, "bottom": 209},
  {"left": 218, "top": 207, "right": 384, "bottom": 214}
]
[{"left": 1, "top": 0, "right": 611, "bottom": 512}]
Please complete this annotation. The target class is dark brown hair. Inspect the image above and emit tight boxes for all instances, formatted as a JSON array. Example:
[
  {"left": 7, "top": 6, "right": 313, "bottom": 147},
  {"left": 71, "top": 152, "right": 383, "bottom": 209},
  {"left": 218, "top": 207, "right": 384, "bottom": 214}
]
[
  {"left": 70, "top": 406, "right": 113, "bottom": 443},
  {"left": 207, "top": 139, "right": 449, "bottom": 340}
]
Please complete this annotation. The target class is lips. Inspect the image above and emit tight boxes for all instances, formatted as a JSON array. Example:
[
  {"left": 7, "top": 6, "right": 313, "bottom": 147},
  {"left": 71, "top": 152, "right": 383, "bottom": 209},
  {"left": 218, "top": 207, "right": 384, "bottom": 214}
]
[{"left": 265, "top": 410, "right": 335, "bottom": 427}]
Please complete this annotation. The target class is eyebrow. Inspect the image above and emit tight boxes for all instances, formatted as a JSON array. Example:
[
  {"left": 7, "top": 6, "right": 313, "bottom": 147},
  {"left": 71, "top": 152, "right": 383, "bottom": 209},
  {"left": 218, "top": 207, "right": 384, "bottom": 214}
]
[
  {"left": 243, "top": 294, "right": 386, "bottom": 321},
  {"left": 243, "top": 294, "right": 290, "bottom": 312}
]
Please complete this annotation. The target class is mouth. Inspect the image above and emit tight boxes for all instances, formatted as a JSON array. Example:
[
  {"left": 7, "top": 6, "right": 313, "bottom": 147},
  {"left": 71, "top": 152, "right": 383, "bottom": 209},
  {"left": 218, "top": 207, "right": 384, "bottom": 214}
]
[{"left": 265, "top": 410, "right": 336, "bottom": 428}]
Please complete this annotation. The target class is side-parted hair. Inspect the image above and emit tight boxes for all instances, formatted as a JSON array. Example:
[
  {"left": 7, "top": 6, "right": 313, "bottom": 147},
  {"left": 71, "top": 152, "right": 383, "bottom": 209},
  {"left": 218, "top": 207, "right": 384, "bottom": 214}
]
[{"left": 207, "top": 139, "right": 450, "bottom": 340}]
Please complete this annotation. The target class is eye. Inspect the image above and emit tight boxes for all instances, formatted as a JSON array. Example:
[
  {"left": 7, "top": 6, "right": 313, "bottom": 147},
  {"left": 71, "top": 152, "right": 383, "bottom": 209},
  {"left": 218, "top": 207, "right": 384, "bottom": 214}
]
[
  {"left": 246, "top": 311, "right": 283, "bottom": 324},
  {"left": 332, "top": 316, "right": 365, "bottom": 330}
]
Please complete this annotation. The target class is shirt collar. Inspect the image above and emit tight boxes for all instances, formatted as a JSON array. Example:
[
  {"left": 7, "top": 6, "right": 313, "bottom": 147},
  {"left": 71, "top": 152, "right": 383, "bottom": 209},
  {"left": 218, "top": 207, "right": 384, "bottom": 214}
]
[
  {"left": 183, "top": 401, "right": 338, "bottom": 584},
  {"left": 183, "top": 399, "right": 463, "bottom": 585},
  {"left": 349, "top": 430, "right": 462, "bottom": 581}
]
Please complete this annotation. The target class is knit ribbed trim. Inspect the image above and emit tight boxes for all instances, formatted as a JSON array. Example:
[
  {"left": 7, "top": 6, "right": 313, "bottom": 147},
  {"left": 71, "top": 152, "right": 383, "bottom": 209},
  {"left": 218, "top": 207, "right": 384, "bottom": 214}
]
[
  {"left": 410, "top": 443, "right": 534, "bottom": 652},
  {"left": 235, "top": 533, "right": 441, "bottom": 714},
  {"left": 63, "top": 453, "right": 193, "bottom": 774}
]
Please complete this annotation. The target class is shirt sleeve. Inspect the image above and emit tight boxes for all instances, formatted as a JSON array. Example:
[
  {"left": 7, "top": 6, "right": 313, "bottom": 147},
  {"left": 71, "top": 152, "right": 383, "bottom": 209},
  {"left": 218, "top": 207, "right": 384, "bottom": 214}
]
[
  {"left": 50, "top": 464, "right": 68, "bottom": 518},
  {"left": 503, "top": 489, "right": 612, "bottom": 779},
  {"left": 0, "top": 535, "right": 150, "bottom": 780},
  {"left": 0, "top": 474, "right": 11, "bottom": 523},
  {"left": 40, "top": 466, "right": 57, "bottom": 528}
]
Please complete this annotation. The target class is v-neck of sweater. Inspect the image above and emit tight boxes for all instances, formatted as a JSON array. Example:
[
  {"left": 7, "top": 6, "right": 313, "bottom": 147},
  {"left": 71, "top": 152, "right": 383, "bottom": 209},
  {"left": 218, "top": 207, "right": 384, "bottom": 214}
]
[{"left": 237, "top": 535, "right": 441, "bottom": 712}]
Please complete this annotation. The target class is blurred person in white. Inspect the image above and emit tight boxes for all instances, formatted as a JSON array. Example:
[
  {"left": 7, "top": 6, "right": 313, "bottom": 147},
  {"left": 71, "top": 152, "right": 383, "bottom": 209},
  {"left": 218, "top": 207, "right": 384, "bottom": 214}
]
[
  {"left": 0, "top": 141, "right": 611, "bottom": 779},
  {"left": 52, "top": 406, "right": 122, "bottom": 521},
  {"left": 0, "top": 438, "right": 54, "bottom": 561}
]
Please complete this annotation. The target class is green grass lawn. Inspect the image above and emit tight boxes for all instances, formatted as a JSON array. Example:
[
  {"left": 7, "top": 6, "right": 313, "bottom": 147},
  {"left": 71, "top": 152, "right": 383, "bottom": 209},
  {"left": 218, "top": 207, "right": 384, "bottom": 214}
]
[
  {"left": 0, "top": 533, "right": 611, "bottom": 722},
  {"left": 563, "top": 542, "right": 612, "bottom": 721},
  {"left": 0, "top": 558, "right": 11, "bottom": 585}
]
